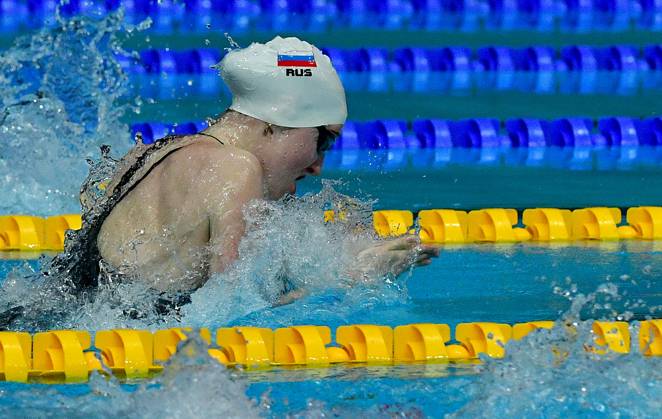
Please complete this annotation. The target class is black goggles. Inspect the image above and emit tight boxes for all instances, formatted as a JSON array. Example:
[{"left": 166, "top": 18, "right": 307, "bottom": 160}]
[{"left": 317, "top": 126, "right": 340, "bottom": 154}]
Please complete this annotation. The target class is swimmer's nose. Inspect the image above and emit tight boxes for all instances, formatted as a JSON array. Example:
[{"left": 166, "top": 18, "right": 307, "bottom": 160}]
[{"left": 305, "top": 156, "right": 324, "bottom": 176}]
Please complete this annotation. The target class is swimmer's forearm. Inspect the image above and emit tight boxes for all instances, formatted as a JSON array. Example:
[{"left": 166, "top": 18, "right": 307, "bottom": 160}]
[
  {"left": 345, "top": 237, "right": 441, "bottom": 283},
  {"left": 274, "top": 289, "right": 306, "bottom": 306}
]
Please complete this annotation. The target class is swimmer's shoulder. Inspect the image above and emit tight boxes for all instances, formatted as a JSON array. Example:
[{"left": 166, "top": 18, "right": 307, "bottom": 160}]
[{"left": 169, "top": 134, "right": 263, "bottom": 181}]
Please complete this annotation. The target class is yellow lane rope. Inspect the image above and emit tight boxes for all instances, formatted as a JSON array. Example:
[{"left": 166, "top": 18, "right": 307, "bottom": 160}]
[
  {"left": 0, "top": 320, "right": 660, "bottom": 383},
  {"left": 1, "top": 206, "right": 662, "bottom": 252}
]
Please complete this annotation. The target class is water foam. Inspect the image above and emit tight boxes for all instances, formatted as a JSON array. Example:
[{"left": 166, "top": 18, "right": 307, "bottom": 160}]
[
  {"left": 182, "top": 181, "right": 407, "bottom": 328},
  {"left": 0, "top": 338, "right": 259, "bottom": 419},
  {"left": 447, "top": 283, "right": 662, "bottom": 418},
  {"left": 0, "top": 11, "right": 133, "bottom": 215}
]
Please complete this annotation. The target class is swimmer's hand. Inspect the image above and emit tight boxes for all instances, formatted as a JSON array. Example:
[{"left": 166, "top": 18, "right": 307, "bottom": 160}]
[
  {"left": 275, "top": 289, "right": 306, "bottom": 306},
  {"left": 349, "top": 235, "right": 440, "bottom": 282}
]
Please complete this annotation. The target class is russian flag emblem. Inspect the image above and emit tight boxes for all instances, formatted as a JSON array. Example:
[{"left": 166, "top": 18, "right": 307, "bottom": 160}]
[{"left": 277, "top": 52, "right": 317, "bottom": 68}]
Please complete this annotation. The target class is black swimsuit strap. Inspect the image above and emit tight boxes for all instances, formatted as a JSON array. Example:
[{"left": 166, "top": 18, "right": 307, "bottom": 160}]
[{"left": 198, "top": 132, "right": 225, "bottom": 145}]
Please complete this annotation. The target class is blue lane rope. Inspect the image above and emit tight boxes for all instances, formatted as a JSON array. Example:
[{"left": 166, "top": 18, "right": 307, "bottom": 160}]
[
  {"left": 131, "top": 116, "right": 662, "bottom": 149},
  {"left": 4, "top": 0, "right": 662, "bottom": 33},
  {"left": 114, "top": 45, "right": 662, "bottom": 96}
]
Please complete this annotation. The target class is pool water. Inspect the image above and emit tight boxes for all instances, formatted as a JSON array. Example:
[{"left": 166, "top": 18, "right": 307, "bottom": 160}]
[
  {"left": 1, "top": 239, "right": 661, "bottom": 417},
  {"left": 0, "top": 9, "right": 661, "bottom": 419}
]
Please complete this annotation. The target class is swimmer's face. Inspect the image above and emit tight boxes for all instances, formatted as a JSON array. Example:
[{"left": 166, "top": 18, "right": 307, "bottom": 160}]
[{"left": 260, "top": 123, "right": 342, "bottom": 199}]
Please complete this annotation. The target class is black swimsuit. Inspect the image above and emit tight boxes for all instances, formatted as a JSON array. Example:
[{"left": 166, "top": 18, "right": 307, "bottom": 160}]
[
  {"left": 0, "top": 133, "right": 227, "bottom": 328},
  {"left": 52, "top": 133, "right": 225, "bottom": 312}
]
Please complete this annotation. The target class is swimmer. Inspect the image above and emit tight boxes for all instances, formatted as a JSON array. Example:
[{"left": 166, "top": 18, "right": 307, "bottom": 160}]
[{"left": 51, "top": 37, "right": 440, "bottom": 311}]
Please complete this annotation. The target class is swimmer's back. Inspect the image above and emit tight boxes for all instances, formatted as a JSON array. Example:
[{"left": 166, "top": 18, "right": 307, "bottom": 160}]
[{"left": 97, "top": 135, "right": 263, "bottom": 292}]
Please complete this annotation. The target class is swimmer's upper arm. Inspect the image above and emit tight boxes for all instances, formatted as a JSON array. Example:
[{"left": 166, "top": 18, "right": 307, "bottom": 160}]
[{"left": 205, "top": 151, "right": 263, "bottom": 274}]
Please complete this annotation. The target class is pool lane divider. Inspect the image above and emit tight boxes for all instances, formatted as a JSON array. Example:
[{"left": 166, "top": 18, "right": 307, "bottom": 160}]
[
  {"left": 0, "top": 320, "right": 660, "bottom": 383},
  {"left": 2, "top": 206, "right": 662, "bottom": 253},
  {"left": 374, "top": 206, "right": 662, "bottom": 242},
  {"left": 133, "top": 116, "right": 662, "bottom": 148}
]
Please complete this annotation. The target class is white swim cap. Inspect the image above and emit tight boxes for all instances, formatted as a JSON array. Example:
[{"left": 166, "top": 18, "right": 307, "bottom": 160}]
[{"left": 219, "top": 36, "right": 347, "bottom": 128}]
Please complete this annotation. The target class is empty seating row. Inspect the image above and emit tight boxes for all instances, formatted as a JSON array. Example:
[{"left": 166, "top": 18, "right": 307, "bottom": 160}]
[
  {"left": 0, "top": 320, "right": 659, "bottom": 382},
  {"left": 4, "top": 0, "right": 661, "bottom": 32}
]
